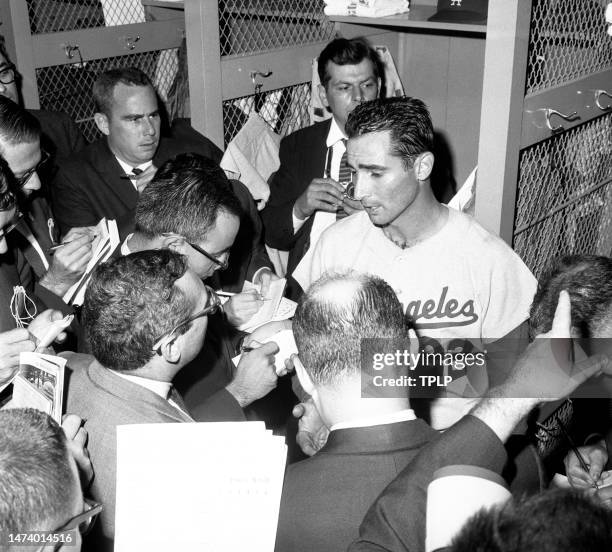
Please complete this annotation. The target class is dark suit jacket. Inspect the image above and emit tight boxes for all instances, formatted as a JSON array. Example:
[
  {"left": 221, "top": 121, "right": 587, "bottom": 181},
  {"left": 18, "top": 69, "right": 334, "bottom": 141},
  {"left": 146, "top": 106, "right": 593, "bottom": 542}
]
[
  {"left": 51, "top": 123, "right": 270, "bottom": 285},
  {"left": 0, "top": 196, "right": 71, "bottom": 331},
  {"left": 51, "top": 132, "right": 216, "bottom": 237},
  {"left": 261, "top": 120, "right": 330, "bottom": 277},
  {"left": 63, "top": 353, "right": 195, "bottom": 551},
  {"left": 29, "top": 109, "right": 87, "bottom": 160},
  {"left": 348, "top": 415, "right": 511, "bottom": 552},
  {"left": 275, "top": 418, "right": 437, "bottom": 552}
]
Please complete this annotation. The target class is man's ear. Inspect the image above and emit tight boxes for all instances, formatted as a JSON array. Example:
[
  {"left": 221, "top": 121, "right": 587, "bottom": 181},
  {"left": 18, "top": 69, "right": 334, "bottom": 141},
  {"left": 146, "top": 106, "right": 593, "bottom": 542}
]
[
  {"left": 414, "top": 152, "right": 434, "bottom": 182},
  {"left": 159, "top": 338, "right": 181, "bottom": 364},
  {"left": 376, "top": 77, "right": 382, "bottom": 98},
  {"left": 318, "top": 83, "right": 329, "bottom": 109},
  {"left": 294, "top": 356, "right": 316, "bottom": 397},
  {"left": 161, "top": 234, "right": 187, "bottom": 254},
  {"left": 93, "top": 113, "right": 110, "bottom": 136}
]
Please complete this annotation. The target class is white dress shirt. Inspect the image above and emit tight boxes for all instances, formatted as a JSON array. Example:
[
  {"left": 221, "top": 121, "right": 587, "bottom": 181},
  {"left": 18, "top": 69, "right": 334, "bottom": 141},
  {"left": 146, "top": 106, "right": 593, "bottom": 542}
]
[{"left": 329, "top": 408, "right": 417, "bottom": 432}]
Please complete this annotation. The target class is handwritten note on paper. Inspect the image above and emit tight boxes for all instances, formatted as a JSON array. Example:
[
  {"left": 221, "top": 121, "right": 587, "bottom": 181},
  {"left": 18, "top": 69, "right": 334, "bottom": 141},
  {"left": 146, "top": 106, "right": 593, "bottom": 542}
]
[
  {"left": 238, "top": 278, "right": 287, "bottom": 332},
  {"left": 115, "top": 422, "right": 287, "bottom": 552}
]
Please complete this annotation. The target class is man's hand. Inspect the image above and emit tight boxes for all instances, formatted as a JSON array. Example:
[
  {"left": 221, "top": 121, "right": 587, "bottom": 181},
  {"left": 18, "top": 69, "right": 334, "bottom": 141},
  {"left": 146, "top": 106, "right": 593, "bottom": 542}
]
[
  {"left": 293, "top": 398, "right": 329, "bottom": 456},
  {"left": 341, "top": 196, "right": 364, "bottom": 216},
  {"left": 497, "top": 291, "right": 610, "bottom": 401},
  {"left": 27, "top": 309, "right": 69, "bottom": 351},
  {"left": 0, "top": 328, "right": 35, "bottom": 389},
  {"left": 40, "top": 228, "right": 95, "bottom": 296},
  {"left": 225, "top": 341, "right": 279, "bottom": 407},
  {"left": 61, "top": 414, "right": 94, "bottom": 489},
  {"left": 246, "top": 320, "right": 292, "bottom": 346},
  {"left": 224, "top": 290, "right": 264, "bottom": 327},
  {"left": 252, "top": 268, "right": 280, "bottom": 298},
  {"left": 474, "top": 291, "right": 612, "bottom": 443},
  {"left": 565, "top": 438, "right": 609, "bottom": 489},
  {"left": 293, "top": 178, "right": 345, "bottom": 220}
]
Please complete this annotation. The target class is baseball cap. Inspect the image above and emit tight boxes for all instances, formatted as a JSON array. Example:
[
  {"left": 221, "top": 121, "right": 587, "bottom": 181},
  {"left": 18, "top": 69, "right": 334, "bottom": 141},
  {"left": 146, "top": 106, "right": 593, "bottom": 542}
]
[{"left": 428, "top": 0, "right": 488, "bottom": 24}]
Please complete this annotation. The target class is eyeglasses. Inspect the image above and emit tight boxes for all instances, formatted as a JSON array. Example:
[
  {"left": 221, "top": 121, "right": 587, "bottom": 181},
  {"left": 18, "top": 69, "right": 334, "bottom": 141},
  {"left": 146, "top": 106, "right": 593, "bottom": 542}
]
[
  {"left": 53, "top": 498, "right": 103, "bottom": 536},
  {"left": 0, "top": 64, "right": 16, "bottom": 85},
  {"left": 188, "top": 241, "right": 230, "bottom": 271},
  {"left": 151, "top": 285, "right": 222, "bottom": 352},
  {"left": 14, "top": 150, "right": 50, "bottom": 189}
]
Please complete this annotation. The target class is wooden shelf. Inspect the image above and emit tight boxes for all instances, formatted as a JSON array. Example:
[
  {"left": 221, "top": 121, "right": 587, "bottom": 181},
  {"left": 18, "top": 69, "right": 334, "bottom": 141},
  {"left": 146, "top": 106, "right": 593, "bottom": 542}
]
[{"left": 327, "top": 5, "right": 486, "bottom": 36}]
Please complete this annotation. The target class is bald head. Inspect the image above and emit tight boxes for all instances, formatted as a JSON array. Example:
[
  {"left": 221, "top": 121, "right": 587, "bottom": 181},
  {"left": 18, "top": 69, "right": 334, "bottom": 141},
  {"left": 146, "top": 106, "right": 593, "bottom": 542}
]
[{"left": 293, "top": 271, "right": 407, "bottom": 387}]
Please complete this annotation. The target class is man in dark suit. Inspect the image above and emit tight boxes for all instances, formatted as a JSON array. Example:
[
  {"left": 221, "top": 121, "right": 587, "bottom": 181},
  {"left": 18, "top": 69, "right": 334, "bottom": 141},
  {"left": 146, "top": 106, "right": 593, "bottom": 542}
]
[
  {"left": 261, "top": 38, "right": 381, "bottom": 290},
  {"left": 0, "top": 97, "right": 92, "bottom": 332},
  {"left": 0, "top": 37, "right": 87, "bottom": 166},
  {"left": 50, "top": 68, "right": 221, "bottom": 236},
  {"left": 349, "top": 291, "right": 612, "bottom": 552},
  {"left": 51, "top": 66, "right": 272, "bottom": 290},
  {"left": 124, "top": 153, "right": 286, "bottom": 418},
  {"left": 275, "top": 271, "right": 436, "bottom": 552},
  {"left": 63, "top": 249, "right": 279, "bottom": 551}
]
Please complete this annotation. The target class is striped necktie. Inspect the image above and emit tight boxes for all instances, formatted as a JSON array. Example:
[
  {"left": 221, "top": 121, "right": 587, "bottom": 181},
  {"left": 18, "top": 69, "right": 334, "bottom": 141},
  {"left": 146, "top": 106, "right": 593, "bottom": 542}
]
[{"left": 336, "top": 140, "right": 350, "bottom": 220}]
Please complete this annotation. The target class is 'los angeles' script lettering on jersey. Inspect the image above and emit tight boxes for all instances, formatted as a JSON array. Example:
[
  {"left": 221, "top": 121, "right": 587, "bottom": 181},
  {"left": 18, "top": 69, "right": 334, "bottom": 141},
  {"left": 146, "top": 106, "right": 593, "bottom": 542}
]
[{"left": 405, "top": 286, "right": 478, "bottom": 329}]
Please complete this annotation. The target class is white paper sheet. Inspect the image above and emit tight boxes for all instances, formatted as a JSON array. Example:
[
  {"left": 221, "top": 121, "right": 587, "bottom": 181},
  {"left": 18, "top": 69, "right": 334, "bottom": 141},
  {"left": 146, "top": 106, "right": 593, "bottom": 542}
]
[
  {"left": 238, "top": 278, "right": 287, "bottom": 332},
  {"left": 63, "top": 219, "right": 120, "bottom": 306},
  {"left": 115, "top": 422, "right": 287, "bottom": 552},
  {"left": 233, "top": 328, "right": 298, "bottom": 375}
]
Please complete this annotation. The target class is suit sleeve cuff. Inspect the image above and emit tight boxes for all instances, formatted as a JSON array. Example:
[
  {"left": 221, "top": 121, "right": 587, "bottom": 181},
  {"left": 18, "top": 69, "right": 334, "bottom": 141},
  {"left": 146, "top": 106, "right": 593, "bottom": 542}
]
[
  {"left": 34, "top": 283, "right": 74, "bottom": 316},
  {"left": 292, "top": 209, "right": 309, "bottom": 233}
]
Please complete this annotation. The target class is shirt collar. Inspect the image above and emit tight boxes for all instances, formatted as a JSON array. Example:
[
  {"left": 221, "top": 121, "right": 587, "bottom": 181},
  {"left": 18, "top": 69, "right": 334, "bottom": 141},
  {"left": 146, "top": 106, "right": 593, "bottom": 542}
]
[
  {"left": 110, "top": 370, "right": 172, "bottom": 400},
  {"left": 326, "top": 116, "right": 347, "bottom": 148},
  {"left": 121, "top": 233, "right": 134, "bottom": 256},
  {"left": 330, "top": 408, "right": 416, "bottom": 432},
  {"left": 115, "top": 156, "right": 153, "bottom": 176}
]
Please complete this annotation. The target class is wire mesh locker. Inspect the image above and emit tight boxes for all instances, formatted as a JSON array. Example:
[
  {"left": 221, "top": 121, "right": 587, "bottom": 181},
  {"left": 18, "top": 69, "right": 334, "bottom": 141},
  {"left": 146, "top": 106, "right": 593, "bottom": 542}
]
[
  {"left": 25, "top": 0, "right": 180, "bottom": 142},
  {"left": 513, "top": 0, "right": 612, "bottom": 279},
  {"left": 218, "top": 0, "right": 335, "bottom": 145}
]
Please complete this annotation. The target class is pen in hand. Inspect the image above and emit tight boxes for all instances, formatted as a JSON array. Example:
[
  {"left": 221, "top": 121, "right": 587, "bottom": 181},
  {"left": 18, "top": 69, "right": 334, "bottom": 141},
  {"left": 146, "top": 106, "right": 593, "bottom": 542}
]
[
  {"left": 556, "top": 418, "right": 600, "bottom": 490},
  {"left": 48, "top": 234, "right": 98, "bottom": 254}
]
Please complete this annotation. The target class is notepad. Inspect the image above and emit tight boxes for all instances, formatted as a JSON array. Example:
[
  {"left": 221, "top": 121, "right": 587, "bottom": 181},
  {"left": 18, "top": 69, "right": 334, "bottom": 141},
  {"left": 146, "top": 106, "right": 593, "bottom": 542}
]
[
  {"left": 63, "top": 218, "right": 120, "bottom": 306},
  {"left": 115, "top": 422, "right": 287, "bottom": 551},
  {"left": 238, "top": 278, "right": 291, "bottom": 332}
]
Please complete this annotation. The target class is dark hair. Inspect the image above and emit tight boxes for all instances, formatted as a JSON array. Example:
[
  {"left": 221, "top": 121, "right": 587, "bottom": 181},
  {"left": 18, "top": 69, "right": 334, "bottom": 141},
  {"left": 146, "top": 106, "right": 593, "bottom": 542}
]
[
  {"left": 530, "top": 255, "right": 612, "bottom": 339},
  {"left": 0, "top": 408, "right": 77, "bottom": 534},
  {"left": 135, "top": 153, "right": 242, "bottom": 242},
  {"left": 450, "top": 489, "right": 612, "bottom": 552},
  {"left": 93, "top": 67, "right": 153, "bottom": 116},
  {"left": 346, "top": 97, "right": 434, "bottom": 169},
  {"left": 0, "top": 155, "right": 17, "bottom": 211},
  {"left": 0, "top": 95, "right": 40, "bottom": 150},
  {"left": 83, "top": 249, "right": 192, "bottom": 371},
  {"left": 317, "top": 37, "right": 382, "bottom": 88},
  {"left": 0, "top": 35, "right": 11, "bottom": 67},
  {"left": 293, "top": 271, "right": 408, "bottom": 386}
]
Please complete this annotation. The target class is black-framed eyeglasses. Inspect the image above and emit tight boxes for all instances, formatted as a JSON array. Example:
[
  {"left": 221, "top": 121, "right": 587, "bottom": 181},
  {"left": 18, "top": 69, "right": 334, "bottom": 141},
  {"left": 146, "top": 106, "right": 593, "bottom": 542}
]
[
  {"left": 151, "top": 285, "right": 222, "bottom": 352},
  {"left": 53, "top": 498, "right": 103, "bottom": 536},
  {"left": 188, "top": 241, "right": 230, "bottom": 271},
  {"left": 0, "top": 63, "right": 16, "bottom": 85},
  {"left": 14, "top": 150, "right": 50, "bottom": 189}
]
